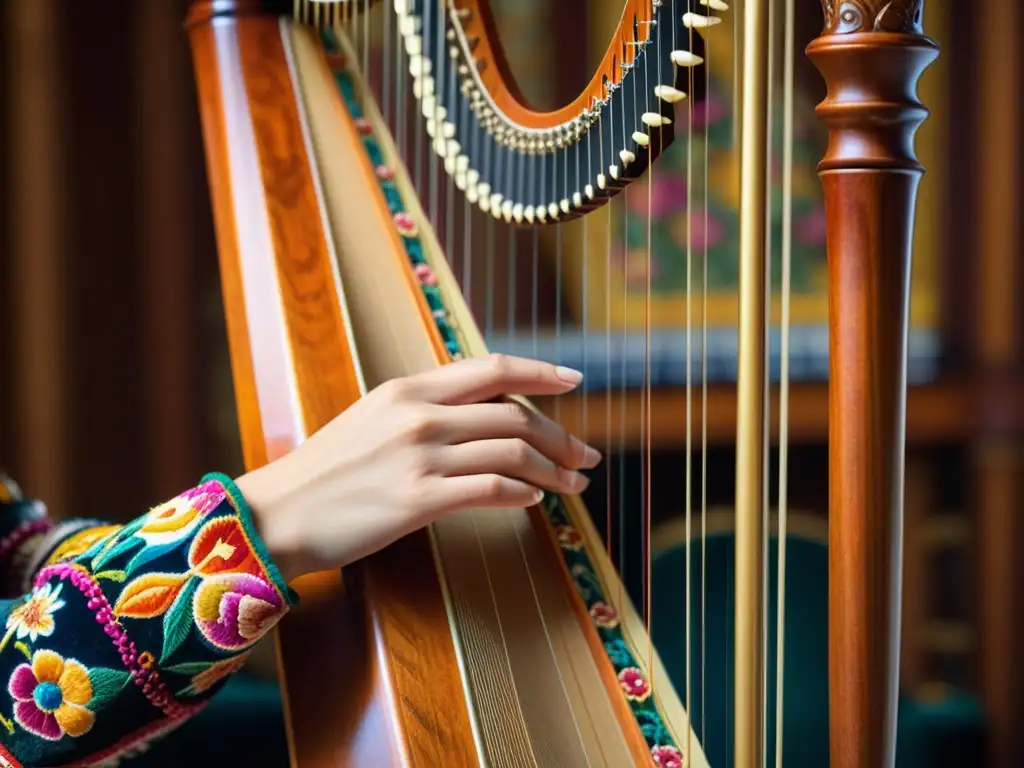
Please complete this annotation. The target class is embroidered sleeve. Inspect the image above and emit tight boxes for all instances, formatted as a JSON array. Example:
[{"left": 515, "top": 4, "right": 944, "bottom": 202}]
[{"left": 0, "top": 473, "right": 296, "bottom": 767}]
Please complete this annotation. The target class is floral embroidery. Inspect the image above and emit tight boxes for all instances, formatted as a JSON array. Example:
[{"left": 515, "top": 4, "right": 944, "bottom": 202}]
[
  {"left": 45, "top": 525, "right": 121, "bottom": 566},
  {"left": 0, "top": 519, "right": 53, "bottom": 569},
  {"left": 652, "top": 744, "right": 684, "bottom": 768},
  {"left": 555, "top": 524, "right": 584, "bottom": 551},
  {"left": 589, "top": 601, "right": 619, "bottom": 629},
  {"left": 3, "top": 583, "right": 65, "bottom": 646},
  {"left": 172, "top": 652, "right": 250, "bottom": 697},
  {"left": 619, "top": 667, "right": 652, "bottom": 702},
  {"left": 394, "top": 211, "right": 419, "bottom": 237},
  {"left": 8, "top": 650, "right": 95, "bottom": 740},
  {"left": 193, "top": 573, "right": 284, "bottom": 652}
]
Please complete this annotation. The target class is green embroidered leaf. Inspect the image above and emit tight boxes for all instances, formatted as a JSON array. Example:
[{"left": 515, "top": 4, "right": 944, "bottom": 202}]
[
  {"left": 94, "top": 569, "right": 127, "bottom": 583},
  {"left": 13, "top": 641, "right": 31, "bottom": 660},
  {"left": 1, "top": 711, "right": 14, "bottom": 735},
  {"left": 162, "top": 661, "right": 211, "bottom": 676},
  {"left": 160, "top": 578, "right": 200, "bottom": 664},
  {"left": 90, "top": 524, "right": 144, "bottom": 573},
  {"left": 124, "top": 540, "right": 186, "bottom": 576},
  {"left": 87, "top": 668, "right": 132, "bottom": 709}
]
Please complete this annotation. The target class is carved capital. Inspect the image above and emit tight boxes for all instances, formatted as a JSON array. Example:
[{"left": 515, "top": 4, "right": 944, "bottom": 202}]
[{"left": 820, "top": 0, "right": 924, "bottom": 35}]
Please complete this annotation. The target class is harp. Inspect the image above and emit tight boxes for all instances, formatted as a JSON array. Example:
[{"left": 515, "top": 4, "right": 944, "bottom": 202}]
[{"left": 184, "top": 0, "right": 936, "bottom": 766}]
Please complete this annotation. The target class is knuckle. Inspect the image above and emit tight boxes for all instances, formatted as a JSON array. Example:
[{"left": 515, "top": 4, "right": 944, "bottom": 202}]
[
  {"left": 503, "top": 400, "right": 532, "bottom": 429},
  {"left": 508, "top": 438, "right": 532, "bottom": 466},
  {"left": 487, "top": 353, "right": 511, "bottom": 376},
  {"left": 403, "top": 407, "right": 437, "bottom": 442},
  {"left": 483, "top": 475, "right": 506, "bottom": 499},
  {"left": 379, "top": 377, "right": 409, "bottom": 402}
]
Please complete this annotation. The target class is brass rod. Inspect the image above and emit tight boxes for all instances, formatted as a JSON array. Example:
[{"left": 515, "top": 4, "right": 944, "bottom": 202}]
[{"left": 733, "top": 0, "right": 770, "bottom": 764}]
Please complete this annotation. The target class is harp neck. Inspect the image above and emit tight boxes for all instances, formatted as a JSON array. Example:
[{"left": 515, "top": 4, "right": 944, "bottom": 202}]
[{"left": 808, "top": 3, "right": 938, "bottom": 767}]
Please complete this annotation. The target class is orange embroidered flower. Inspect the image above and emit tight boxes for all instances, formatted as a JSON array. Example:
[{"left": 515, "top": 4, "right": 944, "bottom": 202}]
[
  {"left": 187, "top": 517, "right": 262, "bottom": 578},
  {"left": 8, "top": 650, "right": 94, "bottom": 740}
]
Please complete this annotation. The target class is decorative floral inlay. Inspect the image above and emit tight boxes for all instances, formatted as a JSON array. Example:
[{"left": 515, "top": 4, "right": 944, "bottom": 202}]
[{"left": 322, "top": 31, "right": 686, "bottom": 764}]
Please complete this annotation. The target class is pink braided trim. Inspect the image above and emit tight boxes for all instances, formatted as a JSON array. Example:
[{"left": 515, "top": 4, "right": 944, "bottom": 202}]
[
  {"left": 0, "top": 518, "right": 53, "bottom": 564},
  {"left": 34, "top": 563, "right": 188, "bottom": 719}
]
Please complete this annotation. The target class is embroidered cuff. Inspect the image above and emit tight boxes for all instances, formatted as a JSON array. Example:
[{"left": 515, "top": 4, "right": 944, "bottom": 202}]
[{"left": 0, "top": 475, "right": 296, "bottom": 767}]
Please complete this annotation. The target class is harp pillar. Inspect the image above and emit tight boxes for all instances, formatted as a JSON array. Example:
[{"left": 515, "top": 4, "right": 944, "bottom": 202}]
[{"left": 808, "top": 3, "right": 938, "bottom": 767}]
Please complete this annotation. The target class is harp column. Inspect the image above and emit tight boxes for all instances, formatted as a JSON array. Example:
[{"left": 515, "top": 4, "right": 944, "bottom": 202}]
[{"left": 807, "top": 3, "right": 938, "bottom": 768}]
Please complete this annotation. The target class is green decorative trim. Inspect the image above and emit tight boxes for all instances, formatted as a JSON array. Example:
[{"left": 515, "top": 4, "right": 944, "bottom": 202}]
[
  {"left": 319, "top": 33, "right": 682, "bottom": 766},
  {"left": 201, "top": 473, "right": 299, "bottom": 606}
]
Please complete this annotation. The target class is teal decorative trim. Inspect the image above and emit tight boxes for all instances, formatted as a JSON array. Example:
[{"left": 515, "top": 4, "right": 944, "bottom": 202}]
[{"left": 320, "top": 33, "right": 683, "bottom": 767}]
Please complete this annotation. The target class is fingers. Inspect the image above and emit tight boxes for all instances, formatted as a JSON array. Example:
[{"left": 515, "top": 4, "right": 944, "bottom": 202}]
[
  {"left": 404, "top": 354, "right": 584, "bottom": 405},
  {"left": 438, "top": 440, "right": 591, "bottom": 496},
  {"left": 435, "top": 401, "right": 601, "bottom": 471},
  {"left": 430, "top": 474, "right": 545, "bottom": 514}
]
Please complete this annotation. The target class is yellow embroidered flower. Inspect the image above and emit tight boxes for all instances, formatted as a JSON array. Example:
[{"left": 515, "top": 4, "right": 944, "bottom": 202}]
[
  {"left": 6, "top": 583, "right": 66, "bottom": 643},
  {"left": 8, "top": 650, "right": 94, "bottom": 740},
  {"left": 136, "top": 482, "right": 225, "bottom": 548}
]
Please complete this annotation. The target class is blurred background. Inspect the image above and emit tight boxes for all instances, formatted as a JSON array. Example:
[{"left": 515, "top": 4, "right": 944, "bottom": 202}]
[{"left": 0, "top": 0, "right": 1020, "bottom": 765}]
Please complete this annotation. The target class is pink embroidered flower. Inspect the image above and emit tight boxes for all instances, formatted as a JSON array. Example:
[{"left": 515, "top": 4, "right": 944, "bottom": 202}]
[
  {"left": 618, "top": 666, "right": 651, "bottom": 702},
  {"left": 193, "top": 573, "right": 285, "bottom": 652},
  {"left": 589, "top": 601, "right": 620, "bottom": 629},
  {"left": 414, "top": 263, "right": 438, "bottom": 286},
  {"left": 394, "top": 211, "right": 419, "bottom": 237},
  {"left": 555, "top": 525, "right": 583, "bottom": 551},
  {"left": 652, "top": 744, "right": 684, "bottom": 768},
  {"left": 353, "top": 117, "right": 372, "bottom": 135},
  {"left": 8, "top": 650, "right": 94, "bottom": 740},
  {"left": 375, "top": 165, "right": 395, "bottom": 181}
]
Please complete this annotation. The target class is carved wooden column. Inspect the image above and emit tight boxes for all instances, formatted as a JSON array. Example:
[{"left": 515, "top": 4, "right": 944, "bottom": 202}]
[{"left": 808, "top": 2, "right": 937, "bottom": 766}]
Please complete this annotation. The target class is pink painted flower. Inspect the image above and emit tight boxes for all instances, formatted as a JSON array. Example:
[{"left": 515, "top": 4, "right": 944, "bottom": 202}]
[
  {"left": 618, "top": 666, "right": 651, "bottom": 702},
  {"left": 414, "top": 263, "right": 438, "bottom": 286},
  {"left": 193, "top": 573, "right": 285, "bottom": 652},
  {"left": 555, "top": 525, "right": 583, "bottom": 551},
  {"left": 353, "top": 117, "right": 373, "bottom": 135},
  {"left": 627, "top": 177, "right": 688, "bottom": 219},
  {"left": 589, "top": 601, "right": 619, "bottom": 629},
  {"left": 394, "top": 211, "right": 419, "bottom": 237},
  {"left": 795, "top": 205, "right": 827, "bottom": 246},
  {"left": 8, "top": 650, "right": 94, "bottom": 740},
  {"left": 673, "top": 211, "right": 726, "bottom": 252},
  {"left": 375, "top": 165, "right": 395, "bottom": 181},
  {"left": 692, "top": 89, "right": 729, "bottom": 127},
  {"left": 652, "top": 744, "right": 684, "bottom": 768}
]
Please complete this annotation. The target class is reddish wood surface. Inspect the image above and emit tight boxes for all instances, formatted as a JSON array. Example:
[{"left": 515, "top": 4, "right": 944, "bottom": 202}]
[
  {"left": 459, "top": 0, "right": 655, "bottom": 129},
  {"left": 808, "top": 4, "right": 939, "bottom": 766},
  {"left": 186, "top": 5, "right": 480, "bottom": 766}
]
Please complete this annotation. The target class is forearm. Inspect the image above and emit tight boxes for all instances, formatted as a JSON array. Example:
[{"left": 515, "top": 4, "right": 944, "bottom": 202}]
[{"left": 0, "top": 474, "right": 296, "bottom": 767}]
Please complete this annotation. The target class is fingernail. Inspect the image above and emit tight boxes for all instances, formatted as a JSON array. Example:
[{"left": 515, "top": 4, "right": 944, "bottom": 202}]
[
  {"left": 583, "top": 445, "right": 602, "bottom": 468},
  {"left": 533, "top": 488, "right": 545, "bottom": 504},
  {"left": 555, "top": 366, "right": 584, "bottom": 385},
  {"left": 571, "top": 472, "right": 591, "bottom": 492}
]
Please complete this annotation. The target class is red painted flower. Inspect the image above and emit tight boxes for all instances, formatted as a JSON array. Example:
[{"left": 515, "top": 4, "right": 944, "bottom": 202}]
[
  {"left": 414, "top": 263, "right": 437, "bottom": 286},
  {"left": 353, "top": 117, "right": 373, "bottom": 135},
  {"left": 651, "top": 744, "right": 684, "bottom": 768},
  {"left": 394, "top": 211, "right": 419, "bottom": 237},
  {"left": 618, "top": 666, "right": 651, "bottom": 702},
  {"left": 375, "top": 165, "right": 395, "bottom": 181},
  {"left": 555, "top": 525, "right": 583, "bottom": 551},
  {"left": 589, "top": 601, "right": 619, "bottom": 629}
]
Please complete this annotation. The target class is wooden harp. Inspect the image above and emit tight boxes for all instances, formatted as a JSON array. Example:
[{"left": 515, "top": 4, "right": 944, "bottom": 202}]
[{"left": 185, "top": 0, "right": 937, "bottom": 766}]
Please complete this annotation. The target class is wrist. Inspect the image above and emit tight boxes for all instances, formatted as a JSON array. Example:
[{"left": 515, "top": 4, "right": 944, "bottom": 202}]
[{"left": 234, "top": 463, "right": 308, "bottom": 584}]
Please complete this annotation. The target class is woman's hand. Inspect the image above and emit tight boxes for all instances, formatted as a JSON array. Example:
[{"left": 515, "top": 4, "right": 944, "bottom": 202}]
[{"left": 236, "top": 355, "right": 601, "bottom": 582}]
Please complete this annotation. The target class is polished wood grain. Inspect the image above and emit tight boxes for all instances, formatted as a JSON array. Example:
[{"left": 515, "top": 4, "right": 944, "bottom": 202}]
[
  {"left": 808, "top": 3, "right": 938, "bottom": 766},
  {"left": 188, "top": 7, "right": 481, "bottom": 766},
  {"left": 187, "top": 10, "right": 370, "bottom": 767},
  {"left": 460, "top": 0, "right": 650, "bottom": 129}
]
